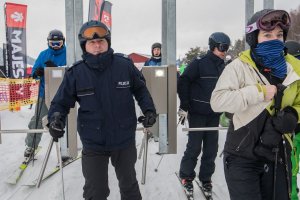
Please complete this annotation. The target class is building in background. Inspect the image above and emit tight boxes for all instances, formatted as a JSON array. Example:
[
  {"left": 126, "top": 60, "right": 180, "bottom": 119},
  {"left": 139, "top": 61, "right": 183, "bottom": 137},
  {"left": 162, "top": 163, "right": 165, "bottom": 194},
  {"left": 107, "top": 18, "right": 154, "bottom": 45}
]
[{"left": 128, "top": 53, "right": 150, "bottom": 70}]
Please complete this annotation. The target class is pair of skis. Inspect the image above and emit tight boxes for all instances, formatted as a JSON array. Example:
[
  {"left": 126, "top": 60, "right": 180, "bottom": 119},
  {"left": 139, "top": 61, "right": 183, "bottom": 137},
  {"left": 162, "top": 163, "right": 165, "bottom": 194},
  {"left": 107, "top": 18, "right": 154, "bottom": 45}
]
[
  {"left": 5, "top": 146, "right": 42, "bottom": 185},
  {"left": 176, "top": 172, "right": 214, "bottom": 200},
  {"left": 5, "top": 148, "right": 81, "bottom": 186},
  {"left": 23, "top": 154, "right": 81, "bottom": 187}
]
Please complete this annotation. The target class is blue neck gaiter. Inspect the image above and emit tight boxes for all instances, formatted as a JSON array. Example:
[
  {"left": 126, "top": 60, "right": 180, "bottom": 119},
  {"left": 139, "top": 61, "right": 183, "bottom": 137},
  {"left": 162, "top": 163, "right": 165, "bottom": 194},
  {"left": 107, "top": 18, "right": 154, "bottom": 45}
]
[{"left": 254, "top": 40, "right": 287, "bottom": 79}]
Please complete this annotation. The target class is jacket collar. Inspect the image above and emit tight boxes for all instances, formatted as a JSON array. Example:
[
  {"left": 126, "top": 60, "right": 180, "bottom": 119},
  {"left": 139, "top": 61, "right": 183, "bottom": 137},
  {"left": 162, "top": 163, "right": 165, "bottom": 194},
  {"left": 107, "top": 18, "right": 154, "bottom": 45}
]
[
  {"left": 82, "top": 48, "right": 114, "bottom": 71},
  {"left": 239, "top": 50, "right": 300, "bottom": 85},
  {"left": 207, "top": 50, "right": 224, "bottom": 65}
]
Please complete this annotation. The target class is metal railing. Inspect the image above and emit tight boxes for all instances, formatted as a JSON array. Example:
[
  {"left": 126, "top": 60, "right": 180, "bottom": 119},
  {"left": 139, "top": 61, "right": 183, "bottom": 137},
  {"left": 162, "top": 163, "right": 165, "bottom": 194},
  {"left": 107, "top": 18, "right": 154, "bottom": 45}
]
[{"left": 0, "top": 125, "right": 228, "bottom": 186}]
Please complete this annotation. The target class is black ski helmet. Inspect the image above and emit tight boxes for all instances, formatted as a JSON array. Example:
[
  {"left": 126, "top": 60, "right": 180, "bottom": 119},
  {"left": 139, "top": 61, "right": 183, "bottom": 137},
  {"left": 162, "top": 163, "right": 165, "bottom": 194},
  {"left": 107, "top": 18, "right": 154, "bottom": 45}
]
[
  {"left": 78, "top": 20, "right": 111, "bottom": 52},
  {"left": 285, "top": 40, "right": 300, "bottom": 57},
  {"left": 208, "top": 32, "right": 231, "bottom": 51},
  {"left": 246, "top": 9, "right": 290, "bottom": 48},
  {"left": 151, "top": 42, "right": 161, "bottom": 56},
  {"left": 47, "top": 29, "right": 65, "bottom": 42}
]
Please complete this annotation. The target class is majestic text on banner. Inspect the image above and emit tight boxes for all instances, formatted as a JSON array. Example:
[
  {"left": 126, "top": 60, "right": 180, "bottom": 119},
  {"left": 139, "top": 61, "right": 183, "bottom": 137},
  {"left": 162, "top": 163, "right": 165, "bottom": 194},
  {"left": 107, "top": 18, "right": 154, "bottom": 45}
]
[{"left": 5, "top": 2, "right": 28, "bottom": 79}]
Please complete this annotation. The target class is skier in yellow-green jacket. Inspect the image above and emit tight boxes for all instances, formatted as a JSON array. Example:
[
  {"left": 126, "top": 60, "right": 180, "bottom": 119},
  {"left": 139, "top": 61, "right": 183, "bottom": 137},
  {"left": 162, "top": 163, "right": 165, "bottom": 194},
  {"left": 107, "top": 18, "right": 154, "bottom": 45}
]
[{"left": 286, "top": 40, "right": 300, "bottom": 200}]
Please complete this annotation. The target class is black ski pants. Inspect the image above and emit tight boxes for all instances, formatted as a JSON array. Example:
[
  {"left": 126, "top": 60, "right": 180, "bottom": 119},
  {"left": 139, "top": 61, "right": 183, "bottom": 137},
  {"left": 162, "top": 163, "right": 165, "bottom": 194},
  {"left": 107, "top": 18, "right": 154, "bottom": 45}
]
[
  {"left": 179, "top": 113, "right": 219, "bottom": 182},
  {"left": 81, "top": 143, "right": 142, "bottom": 200},
  {"left": 224, "top": 153, "right": 291, "bottom": 200}
]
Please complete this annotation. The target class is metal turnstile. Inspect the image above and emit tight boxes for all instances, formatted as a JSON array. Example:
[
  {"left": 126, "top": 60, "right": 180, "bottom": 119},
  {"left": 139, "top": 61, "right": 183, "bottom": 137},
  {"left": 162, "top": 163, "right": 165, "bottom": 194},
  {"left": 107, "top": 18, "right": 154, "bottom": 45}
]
[{"left": 44, "top": 67, "right": 78, "bottom": 158}]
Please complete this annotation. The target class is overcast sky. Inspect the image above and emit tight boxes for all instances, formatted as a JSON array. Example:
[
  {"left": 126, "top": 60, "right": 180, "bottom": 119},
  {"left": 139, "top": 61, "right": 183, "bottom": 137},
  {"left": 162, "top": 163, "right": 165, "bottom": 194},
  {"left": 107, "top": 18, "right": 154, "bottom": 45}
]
[{"left": 0, "top": 0, "right": 300, "bottom": 60}]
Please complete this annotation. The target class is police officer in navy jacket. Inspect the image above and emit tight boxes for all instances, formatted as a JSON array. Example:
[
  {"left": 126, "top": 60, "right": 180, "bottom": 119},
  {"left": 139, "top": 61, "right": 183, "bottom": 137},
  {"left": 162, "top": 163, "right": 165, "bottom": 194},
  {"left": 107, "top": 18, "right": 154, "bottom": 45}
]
[{"left": 47, "top": 20, "right": 157, "bottom": 200}]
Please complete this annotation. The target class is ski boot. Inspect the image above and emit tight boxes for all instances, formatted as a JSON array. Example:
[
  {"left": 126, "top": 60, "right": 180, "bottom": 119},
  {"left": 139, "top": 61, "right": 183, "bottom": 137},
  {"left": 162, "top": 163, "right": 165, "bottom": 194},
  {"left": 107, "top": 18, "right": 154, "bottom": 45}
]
[
  {"left": 181, "top": 178, "right": 194, "bottom": 195},
  {"left": 201, "top": 181, "right": 213, "bottom": 200},
  {"left": 24, "top": 146, "right": 35, "bottom": 158}
]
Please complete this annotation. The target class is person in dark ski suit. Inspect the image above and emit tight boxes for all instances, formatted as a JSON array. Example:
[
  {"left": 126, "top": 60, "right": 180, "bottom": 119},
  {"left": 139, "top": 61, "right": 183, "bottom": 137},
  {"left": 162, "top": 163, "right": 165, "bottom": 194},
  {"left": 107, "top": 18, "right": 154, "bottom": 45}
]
[
  {"left": 210, "top": 9, "right": 300, "bottom": 200},
  {"left": 178, "top": 32, "right": 231, "bottom": 194},
  {"left": 144, "top": 42, "right": 162, "bottom": 66},
  {"left": 47, "top": 20, "right": 157, "bottom": 200},
  {"left": 24, "top": 29, "right": 66, "bottom": 157},
  {"left": 286, "top": 40, "right": 300, "bottom": 200}
]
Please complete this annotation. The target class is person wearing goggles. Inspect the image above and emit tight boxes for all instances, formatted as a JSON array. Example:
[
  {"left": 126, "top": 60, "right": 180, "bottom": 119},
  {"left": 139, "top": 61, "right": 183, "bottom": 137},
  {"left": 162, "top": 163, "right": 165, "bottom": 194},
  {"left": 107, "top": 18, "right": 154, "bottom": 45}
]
[
  {"left": 48, "top": 40, "right": 64, "bottom": 49},
  {"left": 177, "top": 32, "right": 230, "bottom": 197},
  {"left": 47, "top": 20, "right": 156, "bottom": 200},
  {"left": 211, "top": 9, "right": 300, "bottom": 200},
  {"left": 24, "top": 29, "right": 66, "bottom": 159}
]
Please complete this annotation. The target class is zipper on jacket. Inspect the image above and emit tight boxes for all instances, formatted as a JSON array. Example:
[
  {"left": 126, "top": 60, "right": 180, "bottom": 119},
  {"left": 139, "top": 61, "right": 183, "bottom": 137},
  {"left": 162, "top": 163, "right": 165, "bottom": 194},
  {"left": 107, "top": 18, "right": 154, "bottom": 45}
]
[{"left": 235, "top": 130, "right": 250, "bottom": 152}]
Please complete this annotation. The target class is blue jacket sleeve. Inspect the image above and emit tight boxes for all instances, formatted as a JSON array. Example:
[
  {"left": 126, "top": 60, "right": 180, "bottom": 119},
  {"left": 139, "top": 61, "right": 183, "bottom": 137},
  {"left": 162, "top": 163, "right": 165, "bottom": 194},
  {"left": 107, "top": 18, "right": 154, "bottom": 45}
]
[{"left": 31, "top": 52, "right": 46, "bottom": 77}]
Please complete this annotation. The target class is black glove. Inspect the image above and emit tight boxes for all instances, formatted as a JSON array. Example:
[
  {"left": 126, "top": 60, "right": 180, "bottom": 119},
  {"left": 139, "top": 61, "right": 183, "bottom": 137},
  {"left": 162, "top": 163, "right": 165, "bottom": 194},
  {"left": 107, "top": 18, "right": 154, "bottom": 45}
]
[
  {"left": 254, "top": 118, "right": 282, "bottom": 161},
  {"left": 138, "top": 111, "right": 157, "bottom": 128},
  {"left": 179, "top": 104, "right": 189, "bottom": 112},
  {"left": 44, "top": 60, "right": 58, "bottom": 67},
  {"left": 48, "top": 112, "right": 65, "bottom": 142},
  {"left": 272, "top": 106, "right": 298, "bottom": 133},
  {"left": 33, "top": 67, "right": 44, "bottom": 78}
]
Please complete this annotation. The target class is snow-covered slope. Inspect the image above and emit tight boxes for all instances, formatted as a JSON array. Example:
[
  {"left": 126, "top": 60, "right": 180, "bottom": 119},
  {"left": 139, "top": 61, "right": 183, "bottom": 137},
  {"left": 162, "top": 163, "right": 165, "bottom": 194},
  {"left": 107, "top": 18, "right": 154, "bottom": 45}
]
[{"left": 0, "top": 105, "right": 230, "bottom": 200}]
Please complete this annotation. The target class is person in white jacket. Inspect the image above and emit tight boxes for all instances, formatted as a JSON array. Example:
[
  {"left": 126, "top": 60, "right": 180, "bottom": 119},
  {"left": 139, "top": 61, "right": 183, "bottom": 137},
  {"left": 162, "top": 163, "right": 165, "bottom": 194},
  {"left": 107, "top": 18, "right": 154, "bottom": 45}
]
[{"left": 210, "top": 9, "right": 300, "bottom": 200}]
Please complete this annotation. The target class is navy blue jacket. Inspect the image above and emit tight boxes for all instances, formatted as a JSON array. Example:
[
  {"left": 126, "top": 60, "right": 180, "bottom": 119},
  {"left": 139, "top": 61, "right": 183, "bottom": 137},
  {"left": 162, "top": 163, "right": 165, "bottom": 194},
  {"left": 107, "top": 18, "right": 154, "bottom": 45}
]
[
  {"left": 48, "top": 48, "right": 156, "bottom": 151},
  {"left": 178, "top": 51, "right": 225, "bottom": 115}
]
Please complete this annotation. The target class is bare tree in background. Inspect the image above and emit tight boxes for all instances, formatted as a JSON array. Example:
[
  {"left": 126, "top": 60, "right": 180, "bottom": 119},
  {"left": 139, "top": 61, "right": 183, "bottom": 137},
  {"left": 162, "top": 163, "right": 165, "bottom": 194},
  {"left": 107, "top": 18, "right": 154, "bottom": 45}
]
[
  {"left": 287, "top": 5, "right": 300, "bottom": 42},
  {"left": 183, "top": 46, "right": 207, "bottom": 65},
  {"left": 227, "top": 37, "right": 245, "bottom": 59}
]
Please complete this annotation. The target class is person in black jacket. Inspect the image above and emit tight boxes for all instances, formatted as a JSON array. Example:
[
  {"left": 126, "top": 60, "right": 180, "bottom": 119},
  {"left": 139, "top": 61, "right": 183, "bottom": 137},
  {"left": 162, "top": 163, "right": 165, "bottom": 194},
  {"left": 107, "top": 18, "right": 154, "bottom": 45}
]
[
  {"left": 177, "top": 32, "right": 231, "bottom": 195},
  {"left": 47, "top": 20, "right": 156, "bottom": 200}
]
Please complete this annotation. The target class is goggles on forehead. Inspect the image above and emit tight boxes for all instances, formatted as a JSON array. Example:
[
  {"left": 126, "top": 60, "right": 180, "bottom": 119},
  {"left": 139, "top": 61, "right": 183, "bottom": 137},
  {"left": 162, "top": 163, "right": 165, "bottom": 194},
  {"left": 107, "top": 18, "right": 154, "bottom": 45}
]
[
  {"left": 82, "top": 26, "right": 109, "bottom": 40},
  {"left": 49, "top": 40, "right": 63, "bottom": 48},
  {"left": 218, "top": 43, "right": 229, "bottom": 52},
  {"left": 246, "top": 10, "right": 291, "bottom": 34}
]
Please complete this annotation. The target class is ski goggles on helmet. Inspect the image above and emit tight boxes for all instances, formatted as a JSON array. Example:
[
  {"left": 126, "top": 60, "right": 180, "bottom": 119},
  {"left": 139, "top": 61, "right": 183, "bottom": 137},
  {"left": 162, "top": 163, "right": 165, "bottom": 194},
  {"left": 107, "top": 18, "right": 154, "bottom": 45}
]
[
  {"left": 48, "top": 40, "right": 64, "bottom": 48},
  {"left": 218, "top": 43, "right": 229, "bottom": 52},
  {"left": 246, "top": 10, "right": 291, "bottom": 34},
  {"left": 82, "top": 26, "right": 109, "bottom": 40}
]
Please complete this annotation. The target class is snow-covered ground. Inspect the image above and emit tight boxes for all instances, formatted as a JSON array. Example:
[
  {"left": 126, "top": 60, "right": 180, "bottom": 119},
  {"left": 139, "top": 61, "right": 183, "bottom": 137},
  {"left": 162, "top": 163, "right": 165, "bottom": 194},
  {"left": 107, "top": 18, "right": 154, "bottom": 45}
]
[{"left": 1, "top": 104, "right": 230, "bottom": 200}]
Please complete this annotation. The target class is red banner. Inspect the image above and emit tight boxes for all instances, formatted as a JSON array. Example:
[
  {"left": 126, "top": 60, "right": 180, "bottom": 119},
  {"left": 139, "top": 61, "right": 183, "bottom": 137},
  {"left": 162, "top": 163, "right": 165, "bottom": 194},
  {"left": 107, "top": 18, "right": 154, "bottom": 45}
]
[
  {"left": 88, "top": 0, "right": 104, "bottom": 21},
  {"left": 101, "top": 1, "right": 112, "bottom": 30},
  {"left": 0, "top": 78, "right": 39, "bottom": 111},
  {"left": 4, "top": 2, "right": 28, "bottom": 79}
]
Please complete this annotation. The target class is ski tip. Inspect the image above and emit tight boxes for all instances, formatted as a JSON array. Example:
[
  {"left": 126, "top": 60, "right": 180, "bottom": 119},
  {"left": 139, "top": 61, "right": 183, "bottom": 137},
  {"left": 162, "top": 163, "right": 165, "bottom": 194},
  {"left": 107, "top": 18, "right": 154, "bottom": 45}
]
[
  {"left": 5, "top": 180, "right": 17, "bottom": 185},
  {"left": 22, "top": 183, "right": 36, "bottom": 187}
]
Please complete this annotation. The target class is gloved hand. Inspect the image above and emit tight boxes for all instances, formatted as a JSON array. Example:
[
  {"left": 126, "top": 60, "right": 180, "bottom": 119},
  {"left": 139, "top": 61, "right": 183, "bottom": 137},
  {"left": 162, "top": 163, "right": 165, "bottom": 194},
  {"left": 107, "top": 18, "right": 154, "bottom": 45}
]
[
  {"left": 138, "top": 111, "right": 157, "bottom": 128},
  {"left": 254, "top": 118, "right": 282, "bottom": 162},
  {"left": 33, "top": 67, "right": 44, "bottom": 78},
  {"left": 48, "top": 112, "right": 65, "bottom": 142},
  {"left": 178, "top": 108, "right": 188, "bottom": 125},
  {"left": 44, "top": 60, "right": 58, "bottom": 67},
  {"left": 272, "top": 106, "right": 298, "bottom": 133}
]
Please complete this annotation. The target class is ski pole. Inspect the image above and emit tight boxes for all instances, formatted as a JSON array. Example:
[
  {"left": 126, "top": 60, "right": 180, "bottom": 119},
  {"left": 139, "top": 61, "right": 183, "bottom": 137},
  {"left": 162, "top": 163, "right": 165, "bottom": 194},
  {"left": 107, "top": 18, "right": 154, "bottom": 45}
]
[
  {"left": 138, "top": 134, "right": 146, "bottom": 160},
  {"left": 141, "top": 128, "right": 149, "bottom": 185},
  {"left": 36, "top": 137, "right": 54, "bottom": 188},
  {"left": 282, "top": 135, "right": 292, "bottom": 200},
  {"left": 272, "top": 147, "right": 279, "bottom": 200},
  {"left": 154, "top": 154, "right": 164, "bottom": 172},
  {"left": 56, "top": 139, "right": 65, "bottom": 200}
]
